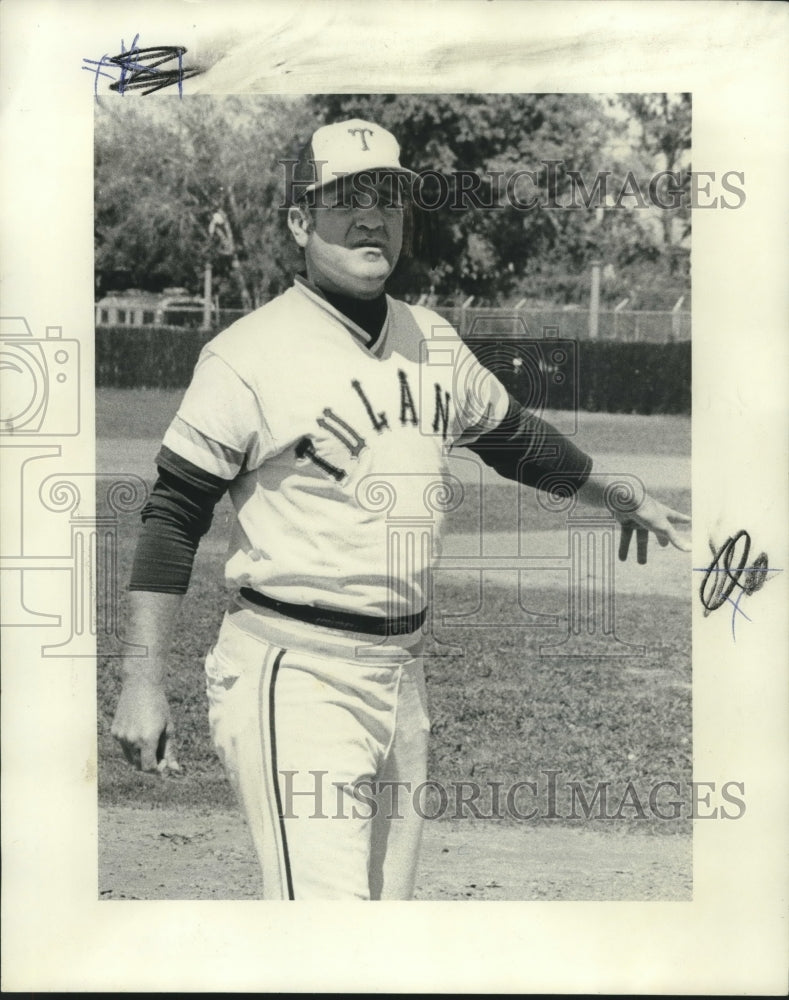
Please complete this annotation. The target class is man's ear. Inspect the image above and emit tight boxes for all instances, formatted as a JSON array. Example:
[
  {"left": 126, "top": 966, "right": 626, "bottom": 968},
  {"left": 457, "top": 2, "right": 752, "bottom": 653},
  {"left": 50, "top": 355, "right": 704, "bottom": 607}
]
[{"left": 287, "top": 205, "right": 311, "bottom": 248}]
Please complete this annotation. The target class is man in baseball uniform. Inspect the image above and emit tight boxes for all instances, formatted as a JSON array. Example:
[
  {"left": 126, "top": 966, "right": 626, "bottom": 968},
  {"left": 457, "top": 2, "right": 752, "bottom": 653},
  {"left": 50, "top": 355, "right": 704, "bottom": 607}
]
[{"left": 111, "top": 119, "right": 691, "bottom": 900}]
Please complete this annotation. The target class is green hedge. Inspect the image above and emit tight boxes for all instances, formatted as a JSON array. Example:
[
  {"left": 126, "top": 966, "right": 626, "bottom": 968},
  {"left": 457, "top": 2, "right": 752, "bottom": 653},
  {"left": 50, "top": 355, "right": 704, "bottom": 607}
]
[{"left": 96, "top": 326, "right": 690, "bottom": 414}]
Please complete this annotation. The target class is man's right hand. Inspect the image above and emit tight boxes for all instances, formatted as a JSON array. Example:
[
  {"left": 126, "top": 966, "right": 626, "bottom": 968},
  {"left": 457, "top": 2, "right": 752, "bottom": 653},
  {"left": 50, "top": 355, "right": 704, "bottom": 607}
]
[
  {"left": 111, "top": 591, "right": 185, "bottom": 773},
  {"left": 111, "top": 675, "right": 180, "bottom": 774}
]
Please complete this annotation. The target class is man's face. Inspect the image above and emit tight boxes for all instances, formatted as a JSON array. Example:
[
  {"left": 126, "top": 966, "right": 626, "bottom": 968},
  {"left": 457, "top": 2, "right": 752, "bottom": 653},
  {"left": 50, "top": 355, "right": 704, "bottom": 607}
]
[{"left": 290, "top": 173, "right": 405, "bottom": 300}]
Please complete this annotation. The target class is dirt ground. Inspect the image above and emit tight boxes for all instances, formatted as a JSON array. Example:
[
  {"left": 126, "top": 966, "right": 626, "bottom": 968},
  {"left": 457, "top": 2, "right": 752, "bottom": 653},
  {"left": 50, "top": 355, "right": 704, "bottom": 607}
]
[{"left": 99, "top": 805, "right": 691, "bottom": 901}]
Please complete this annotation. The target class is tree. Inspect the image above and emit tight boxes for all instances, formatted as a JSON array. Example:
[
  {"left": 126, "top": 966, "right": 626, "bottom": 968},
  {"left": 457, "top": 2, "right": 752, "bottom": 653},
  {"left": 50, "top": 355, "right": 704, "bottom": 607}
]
[
  {"left": 606, "top": 94, "right": 692, "bottom": 305},
  {"left": 94, "top": 96, "right": 315, "bottom": 305},
  {"left": 309, "top": 93, "right": 632, "bottom": 304},
  {"left": 95, "top": 93, "right": 691, "bottom": 312}
]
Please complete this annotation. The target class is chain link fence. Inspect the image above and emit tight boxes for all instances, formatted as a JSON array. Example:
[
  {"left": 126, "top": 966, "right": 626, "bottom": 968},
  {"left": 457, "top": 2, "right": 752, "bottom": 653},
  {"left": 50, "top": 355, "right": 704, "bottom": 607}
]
[
  {"left": 96, "top": 304, "right": 691, "bottom": 343},
  {"left": 432, "top": 307, "right": 691, "bottom": 342}
]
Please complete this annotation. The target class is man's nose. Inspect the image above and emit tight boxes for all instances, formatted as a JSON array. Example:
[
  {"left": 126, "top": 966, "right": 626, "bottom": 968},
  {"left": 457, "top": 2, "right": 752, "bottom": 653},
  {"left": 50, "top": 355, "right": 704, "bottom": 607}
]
[{"left": 353, "top": 204, "right": 385, "bottom": 228}]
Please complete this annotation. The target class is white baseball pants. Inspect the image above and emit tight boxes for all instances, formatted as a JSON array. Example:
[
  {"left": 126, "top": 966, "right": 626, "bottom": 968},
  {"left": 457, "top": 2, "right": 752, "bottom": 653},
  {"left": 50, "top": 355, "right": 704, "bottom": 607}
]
[{"left": 205, "top": 599, "right": 430, "bottom": 900}]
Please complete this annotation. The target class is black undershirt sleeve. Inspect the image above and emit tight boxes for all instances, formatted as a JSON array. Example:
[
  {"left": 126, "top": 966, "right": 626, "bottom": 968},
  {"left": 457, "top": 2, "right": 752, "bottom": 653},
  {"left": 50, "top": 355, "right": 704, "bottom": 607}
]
[
  {"left": 129, "top": 462, "right": 230, "bottom": 595},
  {"left": 464, "top": 392, "right": 593, "bottom": 494}
]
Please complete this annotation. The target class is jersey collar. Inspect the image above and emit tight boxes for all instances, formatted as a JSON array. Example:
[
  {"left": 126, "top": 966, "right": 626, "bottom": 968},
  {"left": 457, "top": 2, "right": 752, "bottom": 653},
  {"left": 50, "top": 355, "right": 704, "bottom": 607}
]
[{"left": 293, "top": 274, "right": 389, "bottom": 350}]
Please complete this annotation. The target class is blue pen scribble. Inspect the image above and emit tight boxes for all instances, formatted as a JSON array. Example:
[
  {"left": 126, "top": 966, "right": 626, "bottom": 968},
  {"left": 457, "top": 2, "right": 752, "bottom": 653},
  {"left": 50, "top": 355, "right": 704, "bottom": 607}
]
[
  {"left": 83, "top": 33, "right": 200, "bottom": 98},
  {"left": 726, "top": 587, "right": 752, "bottom": 642}
]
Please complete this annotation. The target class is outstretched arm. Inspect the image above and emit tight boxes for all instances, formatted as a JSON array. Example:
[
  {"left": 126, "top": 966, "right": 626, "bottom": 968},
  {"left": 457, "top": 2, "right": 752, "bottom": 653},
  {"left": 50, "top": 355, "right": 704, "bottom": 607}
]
[{"left": 460, "top": 392, "right": 690, "bottom": 564}]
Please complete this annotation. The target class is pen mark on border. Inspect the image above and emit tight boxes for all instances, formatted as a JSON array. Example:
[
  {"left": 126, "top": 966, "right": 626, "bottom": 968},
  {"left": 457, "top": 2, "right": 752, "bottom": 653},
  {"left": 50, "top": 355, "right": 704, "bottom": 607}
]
[
  {"left": 83, "top": 33, "right": 202, "bottom": 97},
  {"left": 694, "top": 530, "right": 782, "bottom": 642}
]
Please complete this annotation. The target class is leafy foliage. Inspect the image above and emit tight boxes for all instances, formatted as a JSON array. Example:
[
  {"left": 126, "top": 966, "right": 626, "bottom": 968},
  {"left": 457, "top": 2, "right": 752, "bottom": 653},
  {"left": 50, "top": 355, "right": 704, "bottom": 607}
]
[
  {"left": 95, "top": 96, "right": 314, "bottom": 305},
  {"left": 95, "top": 94, "right": 691, "bottom": 310},
  {"left": 311, "top": 94, "right": 623, "bottom": 302},
  {"left": 611, "top": 94, "right": 692, "bottom": 301}
]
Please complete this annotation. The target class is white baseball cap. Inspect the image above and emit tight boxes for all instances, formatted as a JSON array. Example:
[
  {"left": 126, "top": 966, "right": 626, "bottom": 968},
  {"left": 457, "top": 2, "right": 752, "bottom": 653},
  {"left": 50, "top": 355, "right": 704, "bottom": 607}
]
[{"left": 290, "top": 118, "right": 416, "bottom": 202}]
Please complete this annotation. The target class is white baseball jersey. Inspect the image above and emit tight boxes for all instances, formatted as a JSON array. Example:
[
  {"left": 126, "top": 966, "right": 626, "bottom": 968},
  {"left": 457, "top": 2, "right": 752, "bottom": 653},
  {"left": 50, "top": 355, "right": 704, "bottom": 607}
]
[{"left": 159, "top": 276, "right": 510, "bottom": 618}]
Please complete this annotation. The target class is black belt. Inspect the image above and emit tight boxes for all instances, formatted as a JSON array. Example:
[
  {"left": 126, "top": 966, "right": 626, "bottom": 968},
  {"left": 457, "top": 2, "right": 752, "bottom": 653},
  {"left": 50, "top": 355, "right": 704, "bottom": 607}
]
[{"left": 239, "top": 587, "right": 427, "bottom": 637}]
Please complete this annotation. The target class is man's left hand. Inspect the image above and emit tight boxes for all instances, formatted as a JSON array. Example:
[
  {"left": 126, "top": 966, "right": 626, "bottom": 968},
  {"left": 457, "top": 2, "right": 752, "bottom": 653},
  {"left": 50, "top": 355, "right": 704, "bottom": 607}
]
[{"left": 616, "top": 495, "right": 691, "bottom": 564}]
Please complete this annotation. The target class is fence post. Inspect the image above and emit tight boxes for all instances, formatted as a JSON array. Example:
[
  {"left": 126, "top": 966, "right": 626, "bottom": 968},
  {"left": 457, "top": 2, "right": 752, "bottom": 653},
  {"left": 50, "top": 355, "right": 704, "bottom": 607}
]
[
  {"left": 514, "top": 298, "right": 527, "bottom": 336},
  {"left": 588, "top": 260, "right": 600, "bottom": 339},
  {"left": 613, "top": 298, "right": 629, "bottom": 342},
  {"left": 671, "top": 296, "right": 685, "bottom": 341},
  {"left": 202, "top": 261, "right": 212, "bottom": 331},
  {"left": 461, "top": 295, "right": 474, "bottom": 338}
]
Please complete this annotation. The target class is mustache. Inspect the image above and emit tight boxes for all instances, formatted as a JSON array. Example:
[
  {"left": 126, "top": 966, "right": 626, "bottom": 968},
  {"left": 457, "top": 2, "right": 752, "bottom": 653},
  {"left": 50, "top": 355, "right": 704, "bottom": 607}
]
[{"left": 351, "top": 237, "right": 387, "bottom": 248}]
